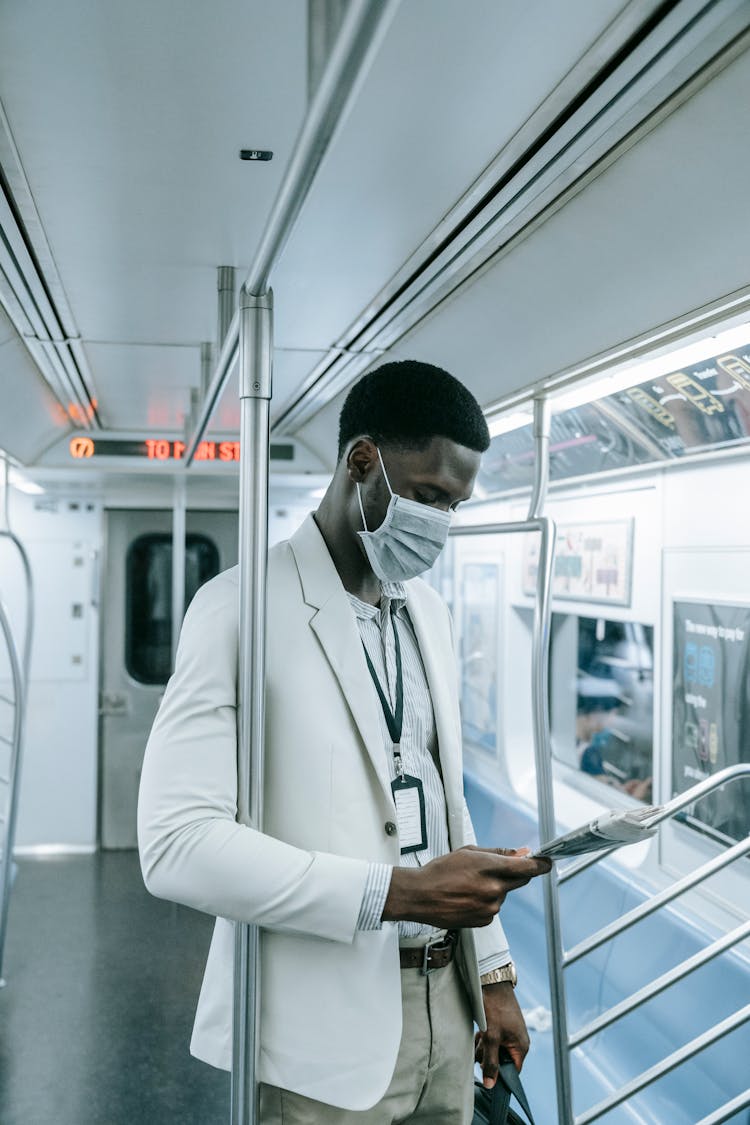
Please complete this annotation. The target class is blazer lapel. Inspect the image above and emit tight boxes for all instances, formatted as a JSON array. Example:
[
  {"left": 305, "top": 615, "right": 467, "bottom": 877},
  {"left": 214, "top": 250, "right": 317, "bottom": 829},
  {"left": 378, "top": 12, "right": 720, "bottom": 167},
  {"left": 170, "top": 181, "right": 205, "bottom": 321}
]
[{"left": 290, "top": 516, "right": 394, "bottom": 804}]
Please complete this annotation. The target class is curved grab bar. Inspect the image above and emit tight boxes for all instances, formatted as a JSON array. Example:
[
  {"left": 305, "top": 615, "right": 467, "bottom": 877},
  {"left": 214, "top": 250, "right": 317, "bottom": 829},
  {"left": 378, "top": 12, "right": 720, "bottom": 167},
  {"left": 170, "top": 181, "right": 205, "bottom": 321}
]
[
  {"left": 0, "top": 530, "right": 34, "bottom": 690},
  {"left": 559, "top": 761, "right": 750, "bottom": 884},
  {"left": 0, "top": 520, "right": 35, "bottom": 985},
  {"left": 0, "top": 597, "right": 25, "bottom": 983},
  {"left": 448, "top": 396, "right": 570, "bottom": 1122}
]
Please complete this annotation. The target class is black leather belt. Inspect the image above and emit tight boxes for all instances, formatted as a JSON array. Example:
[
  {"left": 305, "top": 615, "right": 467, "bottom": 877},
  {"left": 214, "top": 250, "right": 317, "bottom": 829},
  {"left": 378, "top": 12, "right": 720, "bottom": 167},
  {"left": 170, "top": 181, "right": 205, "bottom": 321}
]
[{"left": 399, "top": 931, "right": 457, "bottom": 974}]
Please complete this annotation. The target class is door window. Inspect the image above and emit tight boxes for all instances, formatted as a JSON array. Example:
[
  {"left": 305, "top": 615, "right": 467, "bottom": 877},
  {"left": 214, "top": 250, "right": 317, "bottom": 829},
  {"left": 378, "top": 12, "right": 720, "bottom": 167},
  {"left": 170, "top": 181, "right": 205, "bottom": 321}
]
[{"left": 125, "top": 533, "right": 219, "bottom": 684}]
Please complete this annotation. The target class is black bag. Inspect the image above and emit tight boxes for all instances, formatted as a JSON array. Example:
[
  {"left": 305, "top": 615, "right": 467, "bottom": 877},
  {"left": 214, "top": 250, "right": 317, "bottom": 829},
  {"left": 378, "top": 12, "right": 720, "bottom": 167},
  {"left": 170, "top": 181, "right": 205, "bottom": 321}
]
[{"left": 472, "top": 1051, "right": 535, "bottom": 1125}]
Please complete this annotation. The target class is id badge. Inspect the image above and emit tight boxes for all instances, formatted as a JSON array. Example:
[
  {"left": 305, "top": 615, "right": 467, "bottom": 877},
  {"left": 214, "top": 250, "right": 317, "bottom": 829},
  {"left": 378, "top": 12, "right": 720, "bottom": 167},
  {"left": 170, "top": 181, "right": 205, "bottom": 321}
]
[{"left": 391, "top": 774, "right": 428, "bottom": 854}]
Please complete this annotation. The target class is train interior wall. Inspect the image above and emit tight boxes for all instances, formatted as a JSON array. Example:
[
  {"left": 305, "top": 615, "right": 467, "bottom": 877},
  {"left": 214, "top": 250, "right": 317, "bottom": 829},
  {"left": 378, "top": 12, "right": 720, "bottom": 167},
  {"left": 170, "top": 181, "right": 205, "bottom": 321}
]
[
  {"left": 0, "top": 487, "right": 312, "bottom": 851},
  {"left": 2, "top": 448, "right": 749, "bottom": 1121}
]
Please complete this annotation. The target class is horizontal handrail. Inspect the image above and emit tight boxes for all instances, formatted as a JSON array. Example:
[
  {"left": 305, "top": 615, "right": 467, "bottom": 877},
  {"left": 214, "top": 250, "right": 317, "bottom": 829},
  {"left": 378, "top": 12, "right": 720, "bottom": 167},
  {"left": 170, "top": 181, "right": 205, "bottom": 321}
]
[
  {"left": 560, "top": 762, "right": 750, "bottom": 883},
  {"left": 0, "top": 694, "right": 13, "bottom": 706},
  {"left": 0, "top": 733, "right": 12, "bottom": 746},
  {"left": 575, "top": 1003, "right": 750, "bottom": 1125},
  {"left": 450, "top": 517, "right": 545, "bottom": 538},
  {"left": 184, "top": 313, "right": 239, "bottom": 465},
  {"left": 569, "top": 919, "right": 750, "bottom": 1047},
  {"left": 695, "top": 1088, "right": 750, "bottom": 1125},
  {"left": 564, "top": 834, "right": 750, "bottom": 965}
]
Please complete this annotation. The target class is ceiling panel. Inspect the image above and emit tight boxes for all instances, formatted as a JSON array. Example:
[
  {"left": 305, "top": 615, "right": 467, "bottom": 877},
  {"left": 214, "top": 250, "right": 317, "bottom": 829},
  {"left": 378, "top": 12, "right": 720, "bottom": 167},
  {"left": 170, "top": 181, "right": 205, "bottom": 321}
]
[
  {"left": 0, "top": 323, "right": 71, "bottom": 463},
  {"left": 295, "top": 45, "right": 750, "bottom": 452},
  {"left": 212, "top": 347, "right": 331, "bottom": 431},
  {"left": 0, "top": 0, "right": 308, "bottom": 346},
  {"left": 0, "top": 0, "right": 632, "bottom": 439},
  {"left": 270, "top": 0, "right": 631, "bottom": 352},
  {"left": 82, "top": 341, "right": 200, "bottom": 430}
]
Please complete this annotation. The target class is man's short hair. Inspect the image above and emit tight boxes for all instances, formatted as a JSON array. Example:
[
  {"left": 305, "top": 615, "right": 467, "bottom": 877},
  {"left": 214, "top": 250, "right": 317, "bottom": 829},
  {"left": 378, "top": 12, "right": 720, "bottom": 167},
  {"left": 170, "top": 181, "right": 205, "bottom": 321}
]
[{"left": 337, "top": 360, "right": 490, "bottom": 461}]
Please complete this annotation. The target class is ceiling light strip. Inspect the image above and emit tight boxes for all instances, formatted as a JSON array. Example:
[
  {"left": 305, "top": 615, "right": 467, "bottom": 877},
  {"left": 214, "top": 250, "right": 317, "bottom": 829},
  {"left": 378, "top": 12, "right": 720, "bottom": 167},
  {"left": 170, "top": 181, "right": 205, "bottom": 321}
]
[
  {"left": 0, "top": 99, "right": 99, "bottom": 426},
  {"left": 481, "top": 282, "right": 750, "bottom": 422},
  {"left": 0, "top": 195, "right": 93, "bottom": 424}
]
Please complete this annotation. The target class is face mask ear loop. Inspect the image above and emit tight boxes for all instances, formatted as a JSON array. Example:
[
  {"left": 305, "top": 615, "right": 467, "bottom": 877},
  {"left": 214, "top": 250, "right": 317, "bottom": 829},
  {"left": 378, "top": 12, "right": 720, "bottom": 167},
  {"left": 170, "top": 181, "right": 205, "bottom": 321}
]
[
  {"left": 376, "top": 447, "right": 395, "bottom": 497},
  {"left": 356, "top": 482, "right": 369, "bottom": 532}
]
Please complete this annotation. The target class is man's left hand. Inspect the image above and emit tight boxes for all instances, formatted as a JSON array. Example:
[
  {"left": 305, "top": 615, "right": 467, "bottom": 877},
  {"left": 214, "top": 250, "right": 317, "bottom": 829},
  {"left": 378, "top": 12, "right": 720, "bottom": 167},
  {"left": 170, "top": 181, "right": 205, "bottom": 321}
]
[{"left": 475, "top": 982, "right": 530, "bottom": 1086}]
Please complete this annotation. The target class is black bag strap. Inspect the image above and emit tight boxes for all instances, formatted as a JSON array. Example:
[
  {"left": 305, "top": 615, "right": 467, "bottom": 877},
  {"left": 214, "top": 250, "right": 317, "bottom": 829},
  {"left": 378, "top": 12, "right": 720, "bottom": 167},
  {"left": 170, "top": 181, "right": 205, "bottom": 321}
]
[
  {"left": 490, "top": 1052, "right": 535, "bottom": 1125},
  {"left": 487, "top": 1075, "right": 511, "bottom": 1125}
]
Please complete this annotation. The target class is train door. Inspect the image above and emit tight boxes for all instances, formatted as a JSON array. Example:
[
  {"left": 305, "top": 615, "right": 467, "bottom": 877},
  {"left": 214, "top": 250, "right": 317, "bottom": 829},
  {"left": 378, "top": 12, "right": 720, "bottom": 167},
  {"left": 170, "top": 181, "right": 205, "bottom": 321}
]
[{"left": 99, "top": 508, "right": 237, "bottom": 848}]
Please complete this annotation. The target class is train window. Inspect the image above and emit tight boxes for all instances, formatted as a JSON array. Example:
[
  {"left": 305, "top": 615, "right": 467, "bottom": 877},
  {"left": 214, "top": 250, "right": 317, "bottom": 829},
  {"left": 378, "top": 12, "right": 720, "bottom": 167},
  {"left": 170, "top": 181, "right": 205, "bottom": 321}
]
[
  {"left": 550, "top": 613, "right": 654, "bottom": 801},
  {"left": 476, "top": 403, "right": 657, "bottom": 496},
  {"left": 125, "top": 533, "right": 220, "bottom": 684},
  {"left": 477, "top": 337, "right": 750, "bottom": 500}
]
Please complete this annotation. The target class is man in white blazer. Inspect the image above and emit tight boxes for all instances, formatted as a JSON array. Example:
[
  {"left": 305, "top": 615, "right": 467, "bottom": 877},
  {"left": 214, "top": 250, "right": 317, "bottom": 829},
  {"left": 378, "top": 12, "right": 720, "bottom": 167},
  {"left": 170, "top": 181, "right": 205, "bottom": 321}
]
[{"left": 138, "top": 360, "right": 550, "bottom": 1123}]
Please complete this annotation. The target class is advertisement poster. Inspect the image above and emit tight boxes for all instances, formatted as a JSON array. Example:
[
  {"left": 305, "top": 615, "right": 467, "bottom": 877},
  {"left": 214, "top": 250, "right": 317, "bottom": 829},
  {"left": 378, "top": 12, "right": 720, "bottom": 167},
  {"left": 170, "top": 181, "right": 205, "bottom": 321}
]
[
  {"left": 672, "top": 601, "right": 750, "bottom": 842},
  {"left": 459, "top": 563, "right": 499, "bottom": 753},
  {"left": 523, "top": 520, "right": 633, "bottom": 605}
]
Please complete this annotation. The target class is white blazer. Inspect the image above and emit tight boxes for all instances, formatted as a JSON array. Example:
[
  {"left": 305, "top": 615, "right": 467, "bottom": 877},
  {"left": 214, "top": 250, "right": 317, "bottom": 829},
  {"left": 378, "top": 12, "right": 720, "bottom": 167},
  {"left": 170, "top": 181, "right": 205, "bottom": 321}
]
[{"left": 138, "top": 514, "right": 509, "bottom": 1111}]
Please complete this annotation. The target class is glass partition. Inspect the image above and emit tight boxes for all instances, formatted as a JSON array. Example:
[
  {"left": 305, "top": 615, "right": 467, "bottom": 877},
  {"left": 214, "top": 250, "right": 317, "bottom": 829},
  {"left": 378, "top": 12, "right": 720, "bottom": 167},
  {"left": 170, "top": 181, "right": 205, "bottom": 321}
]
[{"left": 550, "top": 612, "right": 654, "bottom": 801}]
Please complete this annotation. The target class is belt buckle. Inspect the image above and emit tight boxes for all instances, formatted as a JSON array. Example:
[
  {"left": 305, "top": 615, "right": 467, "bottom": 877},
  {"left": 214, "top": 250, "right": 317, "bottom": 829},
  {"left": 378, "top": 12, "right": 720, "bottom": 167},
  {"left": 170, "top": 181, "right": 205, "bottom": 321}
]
[{"left": 421, "top": 935, "right": 445, "bottom": 976}]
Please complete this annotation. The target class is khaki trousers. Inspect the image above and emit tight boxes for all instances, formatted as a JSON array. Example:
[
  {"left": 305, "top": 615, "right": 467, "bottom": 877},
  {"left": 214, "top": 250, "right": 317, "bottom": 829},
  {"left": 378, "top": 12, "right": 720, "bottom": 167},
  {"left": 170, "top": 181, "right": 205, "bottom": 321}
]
[{"left": 259, "top": 957, "right": 475, "bottom": 1123}]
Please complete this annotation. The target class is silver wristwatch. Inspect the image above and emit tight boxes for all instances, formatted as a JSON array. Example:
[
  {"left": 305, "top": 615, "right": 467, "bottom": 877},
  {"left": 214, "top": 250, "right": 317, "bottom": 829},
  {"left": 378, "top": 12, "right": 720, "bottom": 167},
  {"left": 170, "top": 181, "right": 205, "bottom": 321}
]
[{"left": 480, "top": 961, "right": 517, "bottom": 987}]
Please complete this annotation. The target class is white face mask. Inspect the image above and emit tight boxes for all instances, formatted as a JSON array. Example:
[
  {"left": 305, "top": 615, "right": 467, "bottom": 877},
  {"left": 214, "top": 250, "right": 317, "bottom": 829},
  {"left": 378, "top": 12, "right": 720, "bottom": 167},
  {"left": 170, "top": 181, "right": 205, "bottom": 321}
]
[{"left": 356, "top": 448, "right": 451, "bottom": 582}]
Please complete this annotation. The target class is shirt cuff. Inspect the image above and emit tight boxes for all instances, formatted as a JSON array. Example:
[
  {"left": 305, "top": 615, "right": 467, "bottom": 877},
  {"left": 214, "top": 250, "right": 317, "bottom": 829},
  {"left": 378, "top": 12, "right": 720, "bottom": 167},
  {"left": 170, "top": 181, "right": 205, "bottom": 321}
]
[
  {"left": 478, "top": 949, "right": 513, "bottom": 976},
  {"left": 356, "top": 863, "right": 393, "bottom": 931}
]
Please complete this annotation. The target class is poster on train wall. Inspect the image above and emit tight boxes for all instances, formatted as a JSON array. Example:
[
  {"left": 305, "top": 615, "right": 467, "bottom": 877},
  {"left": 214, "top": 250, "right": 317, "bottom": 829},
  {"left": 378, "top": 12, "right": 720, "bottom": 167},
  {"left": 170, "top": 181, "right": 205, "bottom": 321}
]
[
  {"left": 672, "top": 600, "right": 750, "bottom": 843},
  {"left": 522, "top": 519, "right": 633, "bottom": 605}
]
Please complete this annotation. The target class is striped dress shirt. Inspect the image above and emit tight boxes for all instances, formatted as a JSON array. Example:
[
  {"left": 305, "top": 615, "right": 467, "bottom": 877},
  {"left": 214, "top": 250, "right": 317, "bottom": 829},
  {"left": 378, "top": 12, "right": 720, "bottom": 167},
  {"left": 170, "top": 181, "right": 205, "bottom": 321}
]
[{"left": 350, "top": 582, "right": 510, "bottom": 973}]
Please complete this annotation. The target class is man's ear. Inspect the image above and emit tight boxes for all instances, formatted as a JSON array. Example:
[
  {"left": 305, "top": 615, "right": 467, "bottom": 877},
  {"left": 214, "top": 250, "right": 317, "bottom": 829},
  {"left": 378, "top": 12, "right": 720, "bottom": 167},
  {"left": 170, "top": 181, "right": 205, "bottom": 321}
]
[{"left": 346, "top": 437, "right": 378, "bottom": 484}]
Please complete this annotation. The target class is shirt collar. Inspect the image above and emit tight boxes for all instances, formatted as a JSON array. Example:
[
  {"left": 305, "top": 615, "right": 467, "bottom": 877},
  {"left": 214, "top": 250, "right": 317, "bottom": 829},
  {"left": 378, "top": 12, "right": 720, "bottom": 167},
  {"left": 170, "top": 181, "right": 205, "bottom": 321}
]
[{"left": 347, "top": 580, "right": 407, "bottom": 622}]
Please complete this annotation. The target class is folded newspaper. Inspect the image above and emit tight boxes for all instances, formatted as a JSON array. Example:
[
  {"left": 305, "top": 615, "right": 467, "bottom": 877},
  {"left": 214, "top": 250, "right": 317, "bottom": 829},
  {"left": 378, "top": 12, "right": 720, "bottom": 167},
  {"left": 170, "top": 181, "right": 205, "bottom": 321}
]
[{"left": 533, "top": 805, "right": 663, "bottom": 860}]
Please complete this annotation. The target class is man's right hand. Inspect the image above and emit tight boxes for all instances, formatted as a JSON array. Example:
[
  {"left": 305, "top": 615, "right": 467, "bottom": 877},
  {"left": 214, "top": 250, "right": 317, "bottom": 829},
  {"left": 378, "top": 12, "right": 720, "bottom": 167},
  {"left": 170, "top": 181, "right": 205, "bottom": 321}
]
[{"left": 381, "top": 846, "right": 552, "bottom": 929}]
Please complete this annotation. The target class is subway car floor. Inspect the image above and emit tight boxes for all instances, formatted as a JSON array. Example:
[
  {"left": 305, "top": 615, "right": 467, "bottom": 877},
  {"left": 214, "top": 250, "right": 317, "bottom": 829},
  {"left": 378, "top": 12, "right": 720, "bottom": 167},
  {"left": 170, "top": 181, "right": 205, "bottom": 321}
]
[{"left": 0, "top": 852, "right": 230, "bottom": 1125}]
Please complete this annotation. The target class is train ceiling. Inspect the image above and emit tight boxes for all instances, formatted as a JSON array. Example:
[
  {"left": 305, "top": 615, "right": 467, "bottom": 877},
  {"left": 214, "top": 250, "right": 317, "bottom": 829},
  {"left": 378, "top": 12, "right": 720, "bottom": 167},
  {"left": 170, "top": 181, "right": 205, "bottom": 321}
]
[{"left": 0, "top": 0, "right": 749, "bottom": 472}]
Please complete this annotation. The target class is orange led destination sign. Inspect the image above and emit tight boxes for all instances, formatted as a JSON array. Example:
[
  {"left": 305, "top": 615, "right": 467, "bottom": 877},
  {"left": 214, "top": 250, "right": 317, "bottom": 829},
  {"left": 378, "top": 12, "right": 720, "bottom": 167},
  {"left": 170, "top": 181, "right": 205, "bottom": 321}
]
[{"left": 68, "top": 438, "right": 294, "bottom": 462}]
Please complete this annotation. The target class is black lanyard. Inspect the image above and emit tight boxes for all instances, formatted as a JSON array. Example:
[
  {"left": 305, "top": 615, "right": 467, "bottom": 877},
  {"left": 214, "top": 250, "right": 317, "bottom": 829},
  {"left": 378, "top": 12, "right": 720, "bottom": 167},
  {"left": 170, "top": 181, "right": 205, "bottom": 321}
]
[{"left": 361, "top": 606, "right": 405, "bottom": 778}]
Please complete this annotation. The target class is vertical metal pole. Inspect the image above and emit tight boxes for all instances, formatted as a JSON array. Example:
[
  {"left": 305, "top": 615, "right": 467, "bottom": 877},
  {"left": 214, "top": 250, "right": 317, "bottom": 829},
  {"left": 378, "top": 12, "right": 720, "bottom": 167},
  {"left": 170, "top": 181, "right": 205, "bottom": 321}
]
[
  {"left": 526, "top": 397, "right": 550, "bottom": 523},
  {"left": 527, "top": 396, "right": 573, "bottom": 1123},
  {"left": 200, "top": 342, "right": 213, "bottom": 400},
  {"left": 218, "top": 267, "right": 236, "bottom": 349},
  {"left": 171, "top": 475, "right": 186, "bottom": 669},
  {"left": 232, "top": 287, "right": 273, "bottom": 1125}
]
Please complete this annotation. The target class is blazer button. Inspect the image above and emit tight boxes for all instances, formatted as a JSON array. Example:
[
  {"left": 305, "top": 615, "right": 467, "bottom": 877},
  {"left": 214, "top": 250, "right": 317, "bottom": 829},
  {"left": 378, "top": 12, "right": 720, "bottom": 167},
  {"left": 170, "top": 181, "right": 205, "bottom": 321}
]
[{"left": 384, "top": 821, "right": 397, "bottom": 836}]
